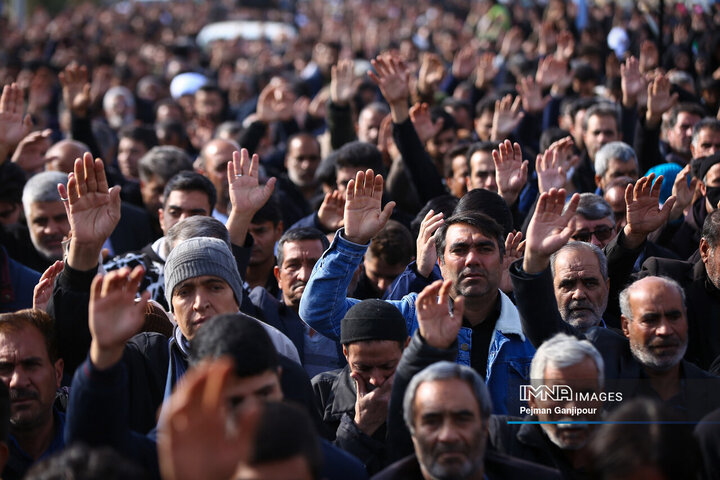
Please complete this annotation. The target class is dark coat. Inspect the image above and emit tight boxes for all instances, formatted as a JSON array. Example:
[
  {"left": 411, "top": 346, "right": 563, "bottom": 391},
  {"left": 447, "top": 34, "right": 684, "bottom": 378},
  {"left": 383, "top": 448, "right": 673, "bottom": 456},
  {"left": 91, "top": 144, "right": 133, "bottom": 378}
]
[
  {"left": 370, "top": 450, "right": 561, "bottom": 480},
  {"left": 311, "top": 365, "right": 388, "bottom": 473}
]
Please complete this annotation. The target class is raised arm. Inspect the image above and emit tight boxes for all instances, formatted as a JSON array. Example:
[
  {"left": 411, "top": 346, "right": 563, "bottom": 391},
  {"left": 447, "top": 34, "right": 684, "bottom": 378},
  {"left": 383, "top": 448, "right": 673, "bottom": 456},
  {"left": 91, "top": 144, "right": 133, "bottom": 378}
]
[{"left": 0, "top": 83, "right": 32, "bottom": 165}]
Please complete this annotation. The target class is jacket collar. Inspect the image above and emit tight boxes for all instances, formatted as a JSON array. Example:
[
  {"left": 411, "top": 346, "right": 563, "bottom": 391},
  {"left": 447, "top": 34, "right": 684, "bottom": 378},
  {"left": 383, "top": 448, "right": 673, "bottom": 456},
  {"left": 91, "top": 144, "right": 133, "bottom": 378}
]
[{"left": 493, "top": 290, "right": 526, "bottom": 343}]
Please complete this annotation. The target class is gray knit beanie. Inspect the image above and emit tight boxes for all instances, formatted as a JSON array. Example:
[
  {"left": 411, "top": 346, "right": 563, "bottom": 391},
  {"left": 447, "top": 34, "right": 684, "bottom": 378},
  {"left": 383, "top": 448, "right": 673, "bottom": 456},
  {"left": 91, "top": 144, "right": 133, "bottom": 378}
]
[{"left": 164, "top": 237, "right": 243, "bottom": 311}]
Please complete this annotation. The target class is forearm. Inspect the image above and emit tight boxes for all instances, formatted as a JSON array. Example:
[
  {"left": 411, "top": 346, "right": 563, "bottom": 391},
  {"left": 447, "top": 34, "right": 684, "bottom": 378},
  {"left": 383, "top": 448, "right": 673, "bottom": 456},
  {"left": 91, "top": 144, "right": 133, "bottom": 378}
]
[
  {"left": 298, "top": 230, "right": 366, "bottom": 339},
  {"left": 392, "top": 118, "right": 446, "bottom": 203},
  {"left": 327, "top": 101, "right": 358, "bottom": 150},
  {"left": 67, "top": 239, "right": 104, "bottom": 271}
]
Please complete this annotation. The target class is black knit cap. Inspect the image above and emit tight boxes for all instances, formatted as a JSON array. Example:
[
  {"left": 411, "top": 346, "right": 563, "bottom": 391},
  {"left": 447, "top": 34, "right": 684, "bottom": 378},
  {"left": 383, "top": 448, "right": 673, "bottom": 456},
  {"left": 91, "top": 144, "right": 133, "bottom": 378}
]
[
  {"left": 696, "top": 152, "right": 720, "bottom": 181},
  {"left": 340, "top": 299, "right": 408, "bottom": 345}
]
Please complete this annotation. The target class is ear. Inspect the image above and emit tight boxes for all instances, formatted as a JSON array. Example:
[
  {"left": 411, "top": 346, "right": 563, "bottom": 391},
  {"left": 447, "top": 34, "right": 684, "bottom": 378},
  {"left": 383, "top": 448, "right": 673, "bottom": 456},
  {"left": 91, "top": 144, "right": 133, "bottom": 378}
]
[
  {"left": 700, "top": 238, "right": 711, "bottom": 264},
  {"left": 158, "top": 208, "right": 164, "bottom": 225},
  {"left": 594, "top": 173, "right": 603, "bottom": 189},
  {"left": 273, "top": 265, "right": 281, "bottom": 283},
  {"left": 699, "top": 179, "right": 707, "bottom": 197},
  {"left": 404, "top": 336, "right": 411, "bottom": 348},
  {"left": 54, "top": 358, "right": 64, "bottom": 388},
  {"left": 465, "top": 175, "right": 472, "bottom": 191},
  {"left": 621, "top": 315, "right": 630, "bottom": 338},
  {"left": 342, "top": 344, "right": 349, "bottom": 360},
  {"left": 691, "top": 144, "right": 697, "bottom": 158}
]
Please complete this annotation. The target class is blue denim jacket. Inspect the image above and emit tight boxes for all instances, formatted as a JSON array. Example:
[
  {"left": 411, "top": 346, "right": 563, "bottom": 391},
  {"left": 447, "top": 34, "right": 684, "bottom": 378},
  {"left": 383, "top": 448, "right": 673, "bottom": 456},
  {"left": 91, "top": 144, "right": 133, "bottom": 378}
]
[{"left": 299, "top": 230, "right": 536, "bottom": 414}]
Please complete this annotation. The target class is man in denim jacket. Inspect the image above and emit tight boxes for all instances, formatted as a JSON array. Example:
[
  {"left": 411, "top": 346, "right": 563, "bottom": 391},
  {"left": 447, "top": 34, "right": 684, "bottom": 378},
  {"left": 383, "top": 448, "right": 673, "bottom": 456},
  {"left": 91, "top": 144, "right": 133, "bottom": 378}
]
[{"left": 299, "top": 170, "right": 535, "bottom": 415}]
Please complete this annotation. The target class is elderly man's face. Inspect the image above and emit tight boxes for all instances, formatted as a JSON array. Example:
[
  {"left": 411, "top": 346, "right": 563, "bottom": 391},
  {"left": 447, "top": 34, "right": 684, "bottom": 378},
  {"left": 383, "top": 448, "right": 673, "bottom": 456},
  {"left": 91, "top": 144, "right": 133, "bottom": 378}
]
[
  {"left": 596, "top": 158, "right": 638, "bottom": 192},
  {"left": 528, "top": 357, "right": 603, "bottom": 451},
  {"left": 570, "top": 215, "right": 616, "bottom": 249},
  {"left": 667, "top": 112, "right": 701, "bottom": 156},
  {"left": 343, "top": 340, "right": 403, "bottom": 392},
  {"left": 285, "top": 137, "right": 321, "bottom": 188},
  {"left": 700, "top": 238, "right": 720, "bottom": 290},
  {"left": 552, "top": 247, "right": 609, "bottom": 332},
  {"left": 274, "top": 239, "right": 324, "bottom": 312},
  {"left": 27, "top": 201, "right": 69, "bottom": 261},
  {"left": 171, "top": 275, "right": 239, "bottom": 339},
  {"left": 621, "top": 278, "right": 688, "bottom": 372},
  {"left": 411, "top": 378, "right": 487, "bottom": 480}
]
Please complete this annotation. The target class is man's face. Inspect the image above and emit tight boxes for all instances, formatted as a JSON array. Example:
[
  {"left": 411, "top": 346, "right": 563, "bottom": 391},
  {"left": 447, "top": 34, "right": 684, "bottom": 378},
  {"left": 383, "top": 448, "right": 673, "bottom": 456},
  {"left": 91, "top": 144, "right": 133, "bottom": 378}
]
[
  {"left": 200, "top": 140, "right": 235, "bottom": 209},
  {"left": 357, "top": 109, "right": 385, "bottom": 145},
  {"left": 467, "top": 151, "right": 497, "bottom": 192},
  {"left": 596, "top": 158, "right": 638, "bottom": 191},
  {"left": 140, "top": 174, "right": 165, "bottom": 219},
  {"left": 583, "top": 114, "right": 619, "bottom": 161},
  {"left": 447, "top": 154, "right": 468, "bottom": 198},
  {"left": 285, "top": 137, "right": 321, "bottom": 188},
  {"left": 336, "top": 166, "right": 362, "bottom": 196},
  {"left": 603, "top": 185, "right": 628, "bottom": 230},
  {"left": 691, "top": 128, "right": 720, "bottom": 159},
  {"left": 194, "top": 90, "right": 224, "bottom": 123},
  {"left": 474, "top": 111, "right": 493, "bottom": 142},
  {"left": 701, "top": 163, "right": 720, "bottom": 212},
  {"left": 27, "top": 201, "right": 70, "bottom": 261},
  {"left": 343, "top": 340, "right": 403, "bottom": 390},
  {"left": 667, "top": 112, "right": 701, "bottom": 156},
  {"left": 552, "top": 248, "right": 609, "bottom": 331},
  {"left": 411, "top": 378, "right": 487, "bottom": 480},
  {"left": 274, "top": 239, "right": 324, "bottom": 311},
  {"left": 224, "top": 369, "right": 283, "bottom": 411},
  {"left": 571, "top": 215, "right": 616, "bottom": 249},
  {"left": 117, "top": 137, "right": 148, "bottom": 180},
  {"left": 249, "top": 221, "right": 283, "bottom": 267},
  {"left": 440, "top": 224, "right": 502, "bottom": 300},
  {"left": 621, "top": 279, "right": 688, "bottom": 372},
  {"left": 426, "top": 129, "right": 456, "bottom": 162},
  {"left": 171, "top": 275, "right": 239, "bottom": 339},
  {"left": 0, "top": 325, "right": 63, "bottom": 431},
  {"left": 363, "top": 253, "right": 406, "bottom": 296},
  {"left": 701, "top": 238, "right": 720, "bottom": 290},
  {"left": 158, "top": 190, "right": 211, "bottom": 234},
  {"left": 528, "top": 357, "right": 602, "bottom": 451},
  {"left": 43, "top": 143, "right": 83, "bottom": 174}
]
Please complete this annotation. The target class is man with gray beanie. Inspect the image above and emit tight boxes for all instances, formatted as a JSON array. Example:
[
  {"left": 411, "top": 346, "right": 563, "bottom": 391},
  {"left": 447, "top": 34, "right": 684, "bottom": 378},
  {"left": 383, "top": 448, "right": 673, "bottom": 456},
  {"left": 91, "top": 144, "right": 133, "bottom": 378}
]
[{"left": 311, "top": 299, "right": 410, "bottom": 474}]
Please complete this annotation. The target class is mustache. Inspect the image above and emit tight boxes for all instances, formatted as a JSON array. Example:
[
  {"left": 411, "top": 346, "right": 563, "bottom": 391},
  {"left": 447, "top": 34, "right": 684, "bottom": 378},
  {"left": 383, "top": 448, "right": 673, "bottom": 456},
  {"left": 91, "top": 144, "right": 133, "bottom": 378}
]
[
  {"left": 459, "top": 268, "right": 487, "bottom": 278},
  {"left": 649, "top": 339, "right": 681, "bottom": 348},
  {"left": 10, "top": 388, "right": 38, "bottom": 402},
  {"left": 433, "top": 442, "right": 467, "bottom": 455},
  {"left": 291, "top": 280, "right": 307, "bottom": 291}
]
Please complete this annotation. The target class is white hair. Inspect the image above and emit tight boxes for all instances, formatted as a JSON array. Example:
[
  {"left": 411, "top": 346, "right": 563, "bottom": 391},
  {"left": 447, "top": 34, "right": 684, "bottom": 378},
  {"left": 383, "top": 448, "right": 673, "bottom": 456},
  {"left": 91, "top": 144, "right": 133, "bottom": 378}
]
[{"left": 530, "top": 333, "right": 605, "bottom": 389}]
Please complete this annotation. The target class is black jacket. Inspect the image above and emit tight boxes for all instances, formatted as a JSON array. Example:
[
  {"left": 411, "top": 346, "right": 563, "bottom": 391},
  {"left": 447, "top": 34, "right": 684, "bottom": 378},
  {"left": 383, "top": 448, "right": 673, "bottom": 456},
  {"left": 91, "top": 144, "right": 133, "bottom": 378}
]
[
  {"left": 311, "top": 365, "right": 388, "bottom": 473},
  {"left": 370, "top": 450, "right": 561, "bottom": 480}
]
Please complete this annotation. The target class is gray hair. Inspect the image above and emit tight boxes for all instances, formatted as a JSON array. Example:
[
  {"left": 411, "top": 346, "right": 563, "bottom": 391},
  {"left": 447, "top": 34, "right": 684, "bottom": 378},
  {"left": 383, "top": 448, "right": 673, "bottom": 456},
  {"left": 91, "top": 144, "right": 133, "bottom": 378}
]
[
  {"left": 550, "top": 241, "right": 608, "bottom": 281},
  {"left": 594, "top": 142, "right": 637, "bottom": 177},
  {"left": 571, "top": 193, "right": 614, "bottom": 224},
  {"left": 582, "top": 102, "right": 620, "bottom": 131},
  {"left": 164, "top": 216, "right": 231, "bottom": 257},
  {"left": 403, "top": 361, "right": 492, "bottom": 434},
  {"left": 361, "top": 101, "right": 390, "bottom": 117},
  {"left": 22, "top": 171, "right": 68, "bottom": 218},
  {"left": 619, "top": 276, "right": 686, "bottom": 321},
  {"left": 138, "top": 146, "right": 193, "bottom": 183},
  {"left": 103, "top": 86, "right": 135, "bottom": 112},
  {"left": 692, "top": 118, "right": 720, "bottom": 153},
  {"left": 530, "top": 333, "right": 605, "bottom": 389}
]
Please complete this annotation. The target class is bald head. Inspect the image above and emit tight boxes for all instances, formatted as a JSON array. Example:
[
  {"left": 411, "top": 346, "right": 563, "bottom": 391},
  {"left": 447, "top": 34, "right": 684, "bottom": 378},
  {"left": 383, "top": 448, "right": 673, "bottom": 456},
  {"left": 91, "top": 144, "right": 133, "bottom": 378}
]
[
  {"left": 44, "top": 140, "right": 89, "bottom": 173},
  {"left": 197, "top": 138, "right": 239, "bottom": 212}
]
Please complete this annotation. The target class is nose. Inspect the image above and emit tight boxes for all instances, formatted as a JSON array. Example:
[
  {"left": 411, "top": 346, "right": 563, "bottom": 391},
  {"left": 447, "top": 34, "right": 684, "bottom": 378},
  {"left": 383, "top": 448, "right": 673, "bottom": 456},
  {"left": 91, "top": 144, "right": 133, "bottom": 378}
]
[
  {"left": 377, "top": 277, "right": 389, "bottom": 292},
  {"left": 297, "top": 265, "right": 312, "bottom": 282},
  {"left": 590, "top": 234, "right": 604, "bottom": 248},
  {"left": 571, "top": 286, "right": 587, "bottom": 301},
  {"left": 9, "top": 368, "right": 28, "bottom": 389},
  {"left": 368, "top": 370, "right": 385, "bottom": 388},
  {"left": 193, "top": 291, "right": 209, "bottom": 311},
  {"left": 437, "top": 418, "right": 461, "bottom": 443},
  {"left": 655, "top": 318, "right": 672, "bottom": 336}
]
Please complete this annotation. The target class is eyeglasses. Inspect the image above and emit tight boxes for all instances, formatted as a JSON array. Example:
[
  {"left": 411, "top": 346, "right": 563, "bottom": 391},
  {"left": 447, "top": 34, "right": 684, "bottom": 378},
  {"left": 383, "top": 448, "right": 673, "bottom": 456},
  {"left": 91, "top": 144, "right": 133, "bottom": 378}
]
[{"left": 571, "top": 225, "right": 614, "bottom": 243}]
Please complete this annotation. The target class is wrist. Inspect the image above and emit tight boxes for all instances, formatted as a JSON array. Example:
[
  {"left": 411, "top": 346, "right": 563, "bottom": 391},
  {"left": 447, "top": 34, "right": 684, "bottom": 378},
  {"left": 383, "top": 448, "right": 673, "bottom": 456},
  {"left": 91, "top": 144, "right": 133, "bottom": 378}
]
[
  {"left": 523, "top": 253, "right": 550, "bottom": 275},
  {"left": 90, "top": 341, "right": 124, "bottom": 371},
  {"left": 622, "top": 224, "right": 647, "bottom": 249},
  {"left": 645, "top": 112, "right": 662, "bottom": 128},
  {"left": 67, "top": 239, "right": 103, "bottom": 271}
]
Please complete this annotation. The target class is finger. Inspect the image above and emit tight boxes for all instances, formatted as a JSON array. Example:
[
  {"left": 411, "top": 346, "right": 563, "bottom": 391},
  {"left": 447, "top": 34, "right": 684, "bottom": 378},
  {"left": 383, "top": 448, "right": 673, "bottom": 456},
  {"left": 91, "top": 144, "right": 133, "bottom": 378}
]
[
  {"left": 72, "top": 157, "right": 84, "bottom": 199},
  {"left": 561, "top": 193, "right": 580, "bottom": 221},
  {"left": 379, "top": 201, "right": 395, "bottom": 225},
  {"left": 201, "top": 359, "right": 234, "bottom": 413},
  {"left": 250, "top": 153, "right": 260, "bottom": 178},
  {"left": 372, "top": 172, "right": 384, "bottom": 200},
  {"left": 649, "top": 175, "right": 664, "bottom": 198},
  {"left": 346, "top": 178, "right": 355, "bottom": 202},
  {"left": 661, "top": 196, "right": 676, "bottom": 220},
  {"left": 90, "top": 273, "right": 104, "bottom": 304},
  {"left": 438, "top": 279, "right": 453, "bottom": 307},
  {"left": 240, "top": 148, "right": 249, "bottom": 176},
  {"left": 417, "top": 279, "right": 444, "bottom": 309},
  {"left": 83, "top": 152, "right": 97, "bottom": 194},
  {"left": 350, "top": 372, "right": 367, "bottom": 398},
  {"left": 452, "top": 295, "right": 465, "bottom": 321},
  {"left": 230, "top": 150, "right": 240, "bottom": 178},
  {"left": 95, "top": 157, "right": 108, "bottom": 193},
  {"left": 263, "top": 177, "right": 277, "bottom": 199},
  {"left": 624, "top": 182, "right": 634, "bottom": 207},
  {"left": 365, "top": 169, "right": 376, "bottom": 198},
  {"left": 128, "top": 265, "right": 147, "bottom": 295}
]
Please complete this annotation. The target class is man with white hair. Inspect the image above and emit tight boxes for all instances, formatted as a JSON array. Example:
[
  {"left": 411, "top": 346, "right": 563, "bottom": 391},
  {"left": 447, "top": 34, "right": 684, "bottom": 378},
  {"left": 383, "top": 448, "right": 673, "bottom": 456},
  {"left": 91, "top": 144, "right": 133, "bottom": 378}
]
[
  {"left": 102, "top": 86, "right": 135, "bottom": 131},
  {"left": 593, "top": 141, "right": 638, "bottom": 194},
  {"left": 489, "top": 333, "right": 605, "bottom": 478}
]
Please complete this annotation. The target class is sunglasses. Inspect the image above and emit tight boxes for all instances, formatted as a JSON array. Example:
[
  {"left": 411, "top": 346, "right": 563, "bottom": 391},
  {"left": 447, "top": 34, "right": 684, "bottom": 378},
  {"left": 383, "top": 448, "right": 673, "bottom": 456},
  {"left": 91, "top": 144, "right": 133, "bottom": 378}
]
[{"left": 571, "top": 225, "right": 614, "bottom": 243}]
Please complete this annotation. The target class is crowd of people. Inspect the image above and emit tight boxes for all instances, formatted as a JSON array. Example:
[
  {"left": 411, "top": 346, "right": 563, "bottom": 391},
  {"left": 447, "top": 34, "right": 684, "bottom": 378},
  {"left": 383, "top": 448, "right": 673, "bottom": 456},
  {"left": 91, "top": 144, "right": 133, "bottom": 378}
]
[{"left": 2, "top": 0, "right": 720, "bottom": 478}]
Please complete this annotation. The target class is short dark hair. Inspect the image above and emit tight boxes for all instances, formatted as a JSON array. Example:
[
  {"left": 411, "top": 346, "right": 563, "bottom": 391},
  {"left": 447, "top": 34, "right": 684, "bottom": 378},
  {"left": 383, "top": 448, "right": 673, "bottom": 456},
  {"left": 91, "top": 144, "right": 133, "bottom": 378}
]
[
  {"left": 465, "top": 141, "right": 496, "bottom": 170},
  {"left": 702, "top": 209, "right": 720, "bottom": 249},
  {"left": 435, "top": 211, "right": 505, "bottom": 262},
  {"left": 334, "top": 141, "right": 384, "bottom": 176},
  {"left": 189, "top": 313, "right": 280, "bottom": 378},
  {"left": 410, "top": 195, "right": 459, "bottom": 239},
  {"left": 251, "top": 194, "right": 282, "bottom": 226},
  {"left": 539, "top": 128, "right": 572, "bottom": 152},
  {"left": 276, "top": 227, "right": 329, "bottom": 267},
  {"left": 666, "top": 102, "right": 706, "bottom": 130},
  {"left": 475, "top": 95, "right": 498, "bottom": 117},
  {"left": 138, "top": 146, "right": 193, "bottom": 183},
  {"left": 455, "top": 188, "right": 514, "bottom": 235},
  {"left": 430, "top": 106, "right": 457, "bottom": 134},
  {"left": 367, "top": 220, "right": 414, "bottom": 266},
  {"left": 25, "top": 444, "right": 148, "bottom": 480},
  {"left": 251, "top": 402, "right": 323, "bottom": 479},
  {"left": 0, "top": 309, "right": 58, "bottom": 363},
  {"left": 162, "top": 171, "right": 216, "bottom": 211},
  {"left": 118, "top": 125, "right": 158, "bottom": 151}
]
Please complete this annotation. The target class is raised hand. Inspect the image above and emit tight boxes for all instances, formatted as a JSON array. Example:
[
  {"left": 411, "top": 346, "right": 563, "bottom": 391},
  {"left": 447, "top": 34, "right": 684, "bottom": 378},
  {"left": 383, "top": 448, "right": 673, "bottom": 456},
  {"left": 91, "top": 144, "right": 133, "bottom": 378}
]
[
  {"left": 517, "top": 76, "right": 551, "bottom": 114},
  {"left": 555, "top": 30, "right": 575, "bottom": 61},
  {"left": 317, "top": 189, "right": 345, "bottom": 232},
  {"left": 351, "top": 371, "right": 394, "bottom": 436},
  {"left": 416, "top": 279, "right": 463, "bottom": 349},
  {"left": 33, "top": 260, "right": 64, "bottom": 312},
  {"left": 645, "top": 74, "right": 678, "bottom": 127},
  {"left": 417, "top": 52, "right": 446, "bottom": 97},
  {"left": 669, "top": 164, "right": 696, "bottom": 221},
  {"left": 0, "top": 83, "right": 32, "bottom": 163},
  {"left": 500, "top": 27, "right": 523, "bottom": 58},
  {"left": 475, "top": 52, "right": 498, "bottom": 90},
  {"left": 410, "top": 102, "right": 444, "bottom": 144},
  {"left": 493, "top": 140, "right": 528, "bottom": 205},
  {"left": 343, "top": 169, "right": 395, "bottom": 245},
  {"left": 330, "top": 59, "right": 355, "bottom": 106},
  {"left": 490, "top": 94, "right": 524, "bottom": 141},
  {"left": 452, "top": 44, "right": 477, "bottom": 80},
  {"left": 89, "top": 266, "right": 150, "bottom": 370},
  {"left": 256, "top": 83, "right": 294, "bottom": 124},
  {"left": 59, "top": 63, "right": 91, "bottom": 117},
  {"left": 158, "top": 358, "right": 261, "bottom": 480},
  {"left": 10, "top": 129, "right": 52, "bottom": 175},
  {"left": 523, "top": 188, "right": 580, "bottom": 274},
  {"left": 620, "top": 56, "right": 646, "bottom": 108},
  {"left": 639, "top": 40, "right": 659, "bottom": 73},
  {"left": 536, "top": 137, "right": 578, "bottom": 193},
  {"left": 416, "top": 209, "right": 445, "bottom": 277},
  {"left": 58, "top": 152, "right": 122, "bottom": 270},
  {"left": 369, "top": 53, "right": 410, "bottom": 122},
  {"left": 500, "top": 231, "right": 524, "bottom": 294},
  {"left": 535, "top": 56, "right": 567, "bottom": 90},
  {"left": 623, "top": 174, "right": 676, "bottom": 249}
]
